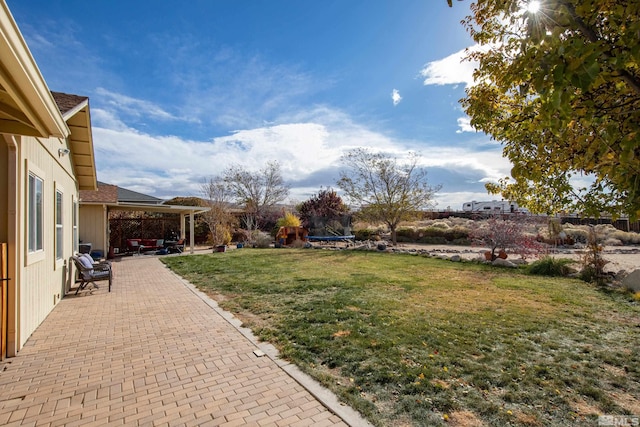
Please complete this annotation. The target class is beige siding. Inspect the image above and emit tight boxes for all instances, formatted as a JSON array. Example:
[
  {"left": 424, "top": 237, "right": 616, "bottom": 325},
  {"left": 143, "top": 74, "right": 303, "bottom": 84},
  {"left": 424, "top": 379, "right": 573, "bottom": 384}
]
[
  {"left": 79, "top": 204, "right": 107, "bottom": 256},
  {"left": 18, "top": 135, "right": 78, "bottom": 348}
]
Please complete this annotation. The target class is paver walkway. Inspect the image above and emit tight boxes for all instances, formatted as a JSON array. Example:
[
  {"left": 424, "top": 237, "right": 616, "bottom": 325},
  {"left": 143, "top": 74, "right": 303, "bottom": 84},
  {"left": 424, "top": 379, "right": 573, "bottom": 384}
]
[{"left": 0, "top": 257, "right": 359, "bottom": 426}]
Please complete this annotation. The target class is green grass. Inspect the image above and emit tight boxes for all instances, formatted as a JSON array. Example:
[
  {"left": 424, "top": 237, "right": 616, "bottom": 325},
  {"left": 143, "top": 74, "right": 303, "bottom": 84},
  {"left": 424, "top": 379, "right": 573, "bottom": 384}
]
[{"left": 162, "top": 249, "right": 640, "bottom": 427}]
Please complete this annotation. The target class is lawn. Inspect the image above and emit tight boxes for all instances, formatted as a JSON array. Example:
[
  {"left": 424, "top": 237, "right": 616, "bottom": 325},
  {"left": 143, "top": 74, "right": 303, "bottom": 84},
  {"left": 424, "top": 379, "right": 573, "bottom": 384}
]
[{"left": 162, "top": 249, "right": 639, "bottom": 426}]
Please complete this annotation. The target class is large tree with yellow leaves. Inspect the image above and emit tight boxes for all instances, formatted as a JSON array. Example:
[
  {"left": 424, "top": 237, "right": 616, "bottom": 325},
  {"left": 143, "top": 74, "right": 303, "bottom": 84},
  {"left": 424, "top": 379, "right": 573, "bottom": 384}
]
[{"left": 450, "top": 0, "right": 640, "bottom": 218}]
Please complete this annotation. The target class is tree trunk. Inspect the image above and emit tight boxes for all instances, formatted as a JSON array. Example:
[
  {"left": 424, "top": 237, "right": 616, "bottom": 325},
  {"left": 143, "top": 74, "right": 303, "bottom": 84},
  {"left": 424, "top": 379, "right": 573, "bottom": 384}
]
[{"left": 390, "top": 225, "right": 397, "bottom": 245}]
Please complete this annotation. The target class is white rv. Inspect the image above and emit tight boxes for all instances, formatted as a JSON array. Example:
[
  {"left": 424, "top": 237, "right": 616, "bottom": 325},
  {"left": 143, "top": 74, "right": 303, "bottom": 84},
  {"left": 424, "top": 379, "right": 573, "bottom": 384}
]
[{"left": 462, "top": 200, "right": 526, "bottom": 214}]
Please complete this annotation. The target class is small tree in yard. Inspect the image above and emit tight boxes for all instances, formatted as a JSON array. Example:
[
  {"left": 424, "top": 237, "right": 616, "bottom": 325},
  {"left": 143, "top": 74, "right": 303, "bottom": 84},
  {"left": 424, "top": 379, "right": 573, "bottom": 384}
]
[
  {"left": 337, "top": 149, "right": 440, "bottom": 245},
  {"left": 223, "top": 161, "right": 290, "bottom": 232},
  {"left": 297, "top": 188, "right": 349, "bottom": 227},
  {"left": 470, "top": 216, "right": 543, "bottom": 261},
  {"left": 201, "top": 177, "right": 237, "bottom": 246}
]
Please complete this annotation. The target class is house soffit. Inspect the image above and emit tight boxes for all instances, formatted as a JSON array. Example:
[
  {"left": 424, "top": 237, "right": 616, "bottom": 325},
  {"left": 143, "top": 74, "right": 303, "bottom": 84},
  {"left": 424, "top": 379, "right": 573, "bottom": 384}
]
[{"left": 0, "top": 3, "right": 67, "bottom": 138}]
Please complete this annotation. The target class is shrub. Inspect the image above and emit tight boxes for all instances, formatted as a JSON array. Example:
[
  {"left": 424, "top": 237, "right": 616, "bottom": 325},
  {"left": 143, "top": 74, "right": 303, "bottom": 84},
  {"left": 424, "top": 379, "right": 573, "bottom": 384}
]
[
  {"left": 564, "top": 227, "right": 588, "bottom": 244},
  {"left": 470, "top": 216, "right": 544, "bottom": 260},
  {"left": 396, "top": 228, "right": 419, "bottom": 241},
  {"left": 527, "top": 257, "right": 575, "bottom": 277},
  {"left": 603, "top": 238, "right": 623, "bottom": 246},
  {"left": 579, "top": 226, "right": 609, "bottom": 285},
  {"left": 611, "top": 230, "right": 640, "bottom": 245},
  {"left": 354, "top": 229, "right": 381, "bottom": 241},
  {"left": 232, "top": 229, "right": 251, "bottom": 243},
  {"left": 276, "top": 212, "right": 302, "bottom": 228},
  {"left": 430, "top": 221, "right": 451, "bottom": 229},
  {"left": 252, "top": 231, "right": 273, "bottom": 248}
]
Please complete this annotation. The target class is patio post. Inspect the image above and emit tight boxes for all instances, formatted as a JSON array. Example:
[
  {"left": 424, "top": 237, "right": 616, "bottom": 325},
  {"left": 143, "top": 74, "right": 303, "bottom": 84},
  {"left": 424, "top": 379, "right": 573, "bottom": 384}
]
[{"left": 189, "top": 210, "right": 195, "bottom": 254}]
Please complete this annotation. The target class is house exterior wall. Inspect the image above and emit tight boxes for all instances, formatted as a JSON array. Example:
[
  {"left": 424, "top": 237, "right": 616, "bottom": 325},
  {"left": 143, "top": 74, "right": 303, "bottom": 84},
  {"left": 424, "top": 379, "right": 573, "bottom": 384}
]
[
  {"left": 79, "top": 204, "right": 107, "bottom": 256},
  {"left": 1, "top": 0, "right": 96, "bottom": 358},
  {"left": 15, "top": 134, "right": 79, "bottom": 349}
]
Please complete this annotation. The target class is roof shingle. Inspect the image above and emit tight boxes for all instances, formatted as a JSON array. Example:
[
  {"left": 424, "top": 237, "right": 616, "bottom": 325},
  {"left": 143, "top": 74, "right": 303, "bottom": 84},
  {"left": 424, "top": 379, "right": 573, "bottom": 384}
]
[
  {"left": 51, "top": 91, "right": 88, "bottom": 115},
  {"left": 80, "top": 182, "right": 118, "bottom": 203}
]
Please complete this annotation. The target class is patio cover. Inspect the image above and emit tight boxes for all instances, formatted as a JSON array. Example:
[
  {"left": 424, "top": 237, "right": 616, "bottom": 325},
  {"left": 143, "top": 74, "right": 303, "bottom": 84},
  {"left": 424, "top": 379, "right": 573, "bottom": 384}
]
[{"left": 104, "top": 202, "right": 210, "bottom": 254}]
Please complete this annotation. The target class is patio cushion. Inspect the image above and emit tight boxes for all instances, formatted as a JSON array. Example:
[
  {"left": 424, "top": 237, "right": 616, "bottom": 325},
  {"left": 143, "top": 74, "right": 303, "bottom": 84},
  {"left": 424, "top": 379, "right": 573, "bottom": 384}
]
[{"left": 78, "top": 254, "right": 94, "bottom": 270}]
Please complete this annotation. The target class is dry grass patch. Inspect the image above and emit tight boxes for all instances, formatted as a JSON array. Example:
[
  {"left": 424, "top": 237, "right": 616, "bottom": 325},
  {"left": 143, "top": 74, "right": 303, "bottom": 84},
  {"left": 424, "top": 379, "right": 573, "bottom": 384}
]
[{"left": 448, "top": 410, "right": 485, "bottom": 426}]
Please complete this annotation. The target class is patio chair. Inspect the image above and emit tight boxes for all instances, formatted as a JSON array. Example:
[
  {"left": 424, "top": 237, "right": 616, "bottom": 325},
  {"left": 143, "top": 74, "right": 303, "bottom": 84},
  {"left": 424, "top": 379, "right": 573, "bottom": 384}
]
[
  {"left": 166, "top": 238, "right": 185, "bottom": 254},
  {"left": 175, "top": 238, "right": 185, "bottom": 253},
  {"left": 71, "top": 254, "right": 112, "bottom": 294}
]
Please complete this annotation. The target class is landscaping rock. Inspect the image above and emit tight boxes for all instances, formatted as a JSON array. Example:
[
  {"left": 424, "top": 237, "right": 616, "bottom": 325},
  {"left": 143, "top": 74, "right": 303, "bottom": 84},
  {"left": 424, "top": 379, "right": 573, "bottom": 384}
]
[
  {"left": 492, "top": 258, "right": 518, "bottom": 268},
  {"left": 450, "top": 255, "right": 462, "bottom": 262},
  {"left": 621, "top": 269, "right": 640, "bottom": 292}
]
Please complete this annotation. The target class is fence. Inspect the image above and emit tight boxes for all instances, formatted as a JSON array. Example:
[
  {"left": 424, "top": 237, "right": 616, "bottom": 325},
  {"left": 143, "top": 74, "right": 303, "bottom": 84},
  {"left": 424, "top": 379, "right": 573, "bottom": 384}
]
[{"left": 109, "top": 217, "right": 189, "bottom": 252}]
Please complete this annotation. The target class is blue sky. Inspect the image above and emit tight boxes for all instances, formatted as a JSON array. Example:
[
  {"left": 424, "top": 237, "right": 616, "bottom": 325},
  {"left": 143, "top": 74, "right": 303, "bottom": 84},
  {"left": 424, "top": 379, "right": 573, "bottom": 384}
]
[{"left": 10, "top": 0, "right": 512, "bottom": 209}]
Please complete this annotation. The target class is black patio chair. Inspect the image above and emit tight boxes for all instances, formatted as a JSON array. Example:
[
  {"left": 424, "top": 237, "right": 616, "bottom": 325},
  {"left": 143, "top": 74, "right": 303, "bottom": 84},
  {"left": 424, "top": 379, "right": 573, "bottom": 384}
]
[{"left": 71, "top": 255, "right": 112, "bottom": 294}]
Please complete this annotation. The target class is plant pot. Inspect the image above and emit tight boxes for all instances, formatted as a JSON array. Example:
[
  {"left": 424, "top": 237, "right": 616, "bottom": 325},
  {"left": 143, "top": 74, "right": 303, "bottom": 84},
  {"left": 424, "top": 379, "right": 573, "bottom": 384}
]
[{"left": 215, "top": 245, "right": 226, "bottom": 253}]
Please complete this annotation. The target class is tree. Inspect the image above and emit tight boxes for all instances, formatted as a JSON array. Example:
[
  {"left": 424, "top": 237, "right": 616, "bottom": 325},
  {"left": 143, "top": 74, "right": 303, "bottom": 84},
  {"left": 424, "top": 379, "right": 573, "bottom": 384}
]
[
  {"left": 469, "top": 216, "right": 543, "bottom": 260},
  {"left": 297, "top": 188, "right": 350, "bottom": 228},
  {"left": 451, "top": 0, "right": 640, "bottom": 218},
  {"left": 337, "top": 148, "right": 440, "bottom": 245},
  {"left": 163, "top": 196, "right": 210, "bottom": 242},
  {"left": 276, "top": 212, "right": 302, "bottom": 228},
  {"left": 223, "top": 161, "right": 290, "bottom": 231},
  {"left": 200, "top": 177, "right": 237, "bottom": 246}
]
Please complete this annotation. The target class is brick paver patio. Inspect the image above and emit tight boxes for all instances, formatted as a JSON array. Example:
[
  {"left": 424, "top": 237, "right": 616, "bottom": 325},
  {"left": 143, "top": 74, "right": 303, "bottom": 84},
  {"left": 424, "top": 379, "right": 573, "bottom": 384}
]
[{"left": 0, "top": 256, "right": 364, "bottom": 426}]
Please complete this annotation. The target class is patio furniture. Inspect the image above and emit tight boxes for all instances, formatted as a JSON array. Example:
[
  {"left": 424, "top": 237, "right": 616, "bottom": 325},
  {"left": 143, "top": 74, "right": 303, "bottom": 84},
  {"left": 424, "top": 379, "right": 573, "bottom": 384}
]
[
  {"left": 126, "top": 239, "right": 140, "bottom": 254},
  {"left": 165, "top": 239, "right": 185, "bottom": 254},
  {"left": 126, "top": 238, "right": 165, "bottom": 254},
  {"left": 71, "top": 254, "right": 112, "bottom": 294}
]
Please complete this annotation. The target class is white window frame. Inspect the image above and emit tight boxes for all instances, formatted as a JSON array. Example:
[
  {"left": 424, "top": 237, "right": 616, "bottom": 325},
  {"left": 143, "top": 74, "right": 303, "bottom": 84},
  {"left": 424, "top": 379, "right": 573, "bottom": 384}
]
[
  {"left": 72, "top": 197, "right": 78, "bottom": 254},
  {"left": 55, "top": 187, "right": 63, "bottom": 262},
  {"left": 28, "top": 171, "right": 44, "bottom": 254}
]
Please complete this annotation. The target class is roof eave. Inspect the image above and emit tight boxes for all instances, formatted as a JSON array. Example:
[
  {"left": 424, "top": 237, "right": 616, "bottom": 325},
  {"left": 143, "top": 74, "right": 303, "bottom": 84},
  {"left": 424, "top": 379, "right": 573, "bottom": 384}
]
[
  {"left": 66, "top": 102, "right": 97, "bottom": 191},
  {"left": 0, "top": 2, "right": 68, "bottom": 138},
  {"left": 81, "top": 200, "right": 210, "bottom": 215}
]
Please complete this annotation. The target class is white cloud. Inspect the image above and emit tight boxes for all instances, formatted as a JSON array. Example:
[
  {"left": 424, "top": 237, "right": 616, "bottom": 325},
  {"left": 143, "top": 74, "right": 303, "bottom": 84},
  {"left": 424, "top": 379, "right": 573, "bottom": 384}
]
[
  {"left": 416, "top": 145, "right": 511, "bottom": 186},
  {"left": 391, "top": 89, "right": 402, "bottom": 106},
  {"left": 455, "top": 116, "right": 475, "bottom": 133},
  {"left": 95, "top": 87, "right": 191, "bottom": 122},
  {"left": 420, "top": 46, "right": 479, "bottom": 88},
  {"left": 91, "top": 104, "right": 512, "bottom": 208}
]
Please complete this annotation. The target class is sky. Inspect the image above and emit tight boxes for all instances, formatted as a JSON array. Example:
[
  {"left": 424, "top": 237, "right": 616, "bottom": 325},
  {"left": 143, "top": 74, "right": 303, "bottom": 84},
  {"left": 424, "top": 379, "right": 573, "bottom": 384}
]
[{"left": 9, "top": 0, "right": 514, "bottom": 210}]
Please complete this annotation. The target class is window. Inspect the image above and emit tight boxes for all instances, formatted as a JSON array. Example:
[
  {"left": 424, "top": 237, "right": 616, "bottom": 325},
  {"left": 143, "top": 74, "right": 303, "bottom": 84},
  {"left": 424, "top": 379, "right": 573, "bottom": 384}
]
[
  {"left": 28, "top": 172, "right": 43, "bottom": 252},
  {"left": 56, "top": 190, "right": 63, "bottom": 260},
  {"left": 72, "top": 198, "right": 78, "bottom": 253}
]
